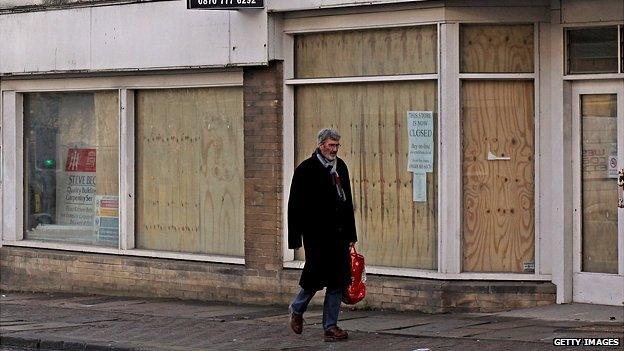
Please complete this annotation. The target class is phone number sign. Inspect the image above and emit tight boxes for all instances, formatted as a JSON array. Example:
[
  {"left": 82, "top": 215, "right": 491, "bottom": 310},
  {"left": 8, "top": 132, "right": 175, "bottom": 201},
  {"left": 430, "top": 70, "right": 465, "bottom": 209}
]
[{"left": 188, "top": 0, "right": 264, "bottom": 9}]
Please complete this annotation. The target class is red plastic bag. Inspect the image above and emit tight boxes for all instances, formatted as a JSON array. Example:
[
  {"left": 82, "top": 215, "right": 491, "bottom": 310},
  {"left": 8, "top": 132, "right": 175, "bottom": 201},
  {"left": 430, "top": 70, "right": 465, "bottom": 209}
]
[{"left": 342, "top": 245, "right": 366, "bottom": 305}]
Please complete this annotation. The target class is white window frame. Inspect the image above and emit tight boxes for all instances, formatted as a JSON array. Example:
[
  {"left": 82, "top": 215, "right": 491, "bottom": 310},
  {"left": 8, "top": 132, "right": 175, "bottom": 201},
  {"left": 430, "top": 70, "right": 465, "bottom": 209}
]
[
  {"left": 563, "top": 23, "right": 624, "bottom": 80},
  {"left": 571, "top": 80, "right": 624, "bottom": 306},
  {"left": 281, "top": 15, "right": 551, "bottom": 281},
  {"left": 456, "top": 22, "right": 545, "bottom": 279},
  {"left": 0, "top": 71, "right": 246, "bottom": 264}
]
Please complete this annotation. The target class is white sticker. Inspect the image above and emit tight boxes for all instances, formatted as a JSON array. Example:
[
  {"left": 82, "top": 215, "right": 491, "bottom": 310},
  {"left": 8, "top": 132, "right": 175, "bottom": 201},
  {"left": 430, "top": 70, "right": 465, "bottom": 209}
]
[
  {"left": 413, "top": 173, "right": 427, "bottom": 202},
  {"left": 607, "top": 153, "right": 618, "bottom": 179}
]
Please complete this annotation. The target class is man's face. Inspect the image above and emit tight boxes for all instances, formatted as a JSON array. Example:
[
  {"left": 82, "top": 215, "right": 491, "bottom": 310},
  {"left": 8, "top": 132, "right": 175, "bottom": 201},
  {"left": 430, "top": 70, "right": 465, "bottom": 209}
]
[{"left": 319, "top": 138, "right": 340, "bottom": 161}]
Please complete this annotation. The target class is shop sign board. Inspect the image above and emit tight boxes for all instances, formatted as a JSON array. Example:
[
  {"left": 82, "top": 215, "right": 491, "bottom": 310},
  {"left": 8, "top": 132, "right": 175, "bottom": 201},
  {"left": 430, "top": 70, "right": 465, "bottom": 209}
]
[{"left": 187, "top": 0, "right": 264, "bottom": 9}]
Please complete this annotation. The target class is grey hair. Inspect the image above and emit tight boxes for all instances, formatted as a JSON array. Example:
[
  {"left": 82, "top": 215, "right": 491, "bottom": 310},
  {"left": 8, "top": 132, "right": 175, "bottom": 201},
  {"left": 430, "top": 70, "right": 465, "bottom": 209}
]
[{"left": 317, "top": 128, "right": 341, "bottom": 145}]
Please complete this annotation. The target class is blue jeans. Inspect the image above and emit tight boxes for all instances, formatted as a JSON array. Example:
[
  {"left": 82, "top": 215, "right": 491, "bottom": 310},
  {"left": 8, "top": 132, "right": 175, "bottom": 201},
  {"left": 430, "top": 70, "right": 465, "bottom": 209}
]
[{"left": 290, "top": 287, "right": 342, "bottom": 331}]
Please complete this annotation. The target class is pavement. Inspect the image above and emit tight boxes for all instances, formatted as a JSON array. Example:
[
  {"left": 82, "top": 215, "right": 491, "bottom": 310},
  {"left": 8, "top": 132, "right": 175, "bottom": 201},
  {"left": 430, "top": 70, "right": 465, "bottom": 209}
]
[{"left": 0, "top": 291, "right": 622, "bottom": 351}]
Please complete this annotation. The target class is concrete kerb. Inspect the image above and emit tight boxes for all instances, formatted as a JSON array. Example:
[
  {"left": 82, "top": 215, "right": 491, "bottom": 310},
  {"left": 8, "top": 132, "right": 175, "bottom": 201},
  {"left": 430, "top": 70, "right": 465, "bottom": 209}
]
[{"left": 0, "top": 335, "right": 145, "bottom": 351}]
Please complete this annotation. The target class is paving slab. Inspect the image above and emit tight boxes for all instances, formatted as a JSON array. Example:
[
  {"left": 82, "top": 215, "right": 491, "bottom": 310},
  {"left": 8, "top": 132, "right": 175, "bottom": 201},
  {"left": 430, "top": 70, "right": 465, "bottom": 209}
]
[
  {"left": 389, "top": 318, "right": 491, "bottom": 334},
  {"left": 0, "top": 322, "right": 82, "bottom": 332},
  {"left": 422, "top": 327, "right": 493, "bottom": 338},
  {"left": 471, "top": 325, "right": 564, "bottom": 342},
  {"left": 465, "top": 318, "right": 543, "bottom": 330},
  {"left": 338, "top": 316, "right": 430, "bottom": 332},
  {"left": 495, "top": 303, "right": 624, "bottom": 323}
]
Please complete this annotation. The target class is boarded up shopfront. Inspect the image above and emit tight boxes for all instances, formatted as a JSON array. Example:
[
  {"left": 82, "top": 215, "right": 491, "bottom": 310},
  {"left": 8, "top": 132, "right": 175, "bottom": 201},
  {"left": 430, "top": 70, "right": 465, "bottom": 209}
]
[
  {"left": 294, "top": 26, "right": 438, "bottom": 269},
  {"left": 135, "top": 88, "right": 245, "bottom": 257},
  {"left": 13, "top": 0, "right": 624, "bottom": 311},
  {"left": 460, "top": 24, "right": 536, "bottom": 273}
]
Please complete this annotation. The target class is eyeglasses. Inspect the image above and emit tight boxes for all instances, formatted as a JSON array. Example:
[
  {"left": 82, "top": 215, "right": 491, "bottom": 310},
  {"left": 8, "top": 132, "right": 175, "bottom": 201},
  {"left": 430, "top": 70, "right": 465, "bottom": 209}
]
[{"left": 324, "top": 143, "right": 341, "bottom": 149}]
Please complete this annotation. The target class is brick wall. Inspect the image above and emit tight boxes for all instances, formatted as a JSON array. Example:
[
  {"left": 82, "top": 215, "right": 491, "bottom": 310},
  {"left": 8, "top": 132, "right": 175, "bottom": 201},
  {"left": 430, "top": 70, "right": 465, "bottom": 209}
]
[
  {"left": 0, "top": 246, "right": 555, "bottom": 313},
  {"left": 243, "top": 61, "right": 284, "bottom": 277},
  {"left": 0, "top": 60, "right": 556, "bottom": 312}
]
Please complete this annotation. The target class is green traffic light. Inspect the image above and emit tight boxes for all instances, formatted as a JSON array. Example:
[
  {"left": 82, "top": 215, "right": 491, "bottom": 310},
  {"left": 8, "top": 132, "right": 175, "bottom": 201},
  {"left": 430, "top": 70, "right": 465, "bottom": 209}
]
[{"left": 43, "top": 159, "right": 56, "bottom": 169}]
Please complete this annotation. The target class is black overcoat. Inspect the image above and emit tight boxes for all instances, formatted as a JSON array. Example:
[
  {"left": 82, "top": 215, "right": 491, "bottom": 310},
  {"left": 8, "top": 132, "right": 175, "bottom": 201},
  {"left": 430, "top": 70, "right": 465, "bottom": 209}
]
[{"left": 288, "top": 154, "right": 358, "bottom": 291}]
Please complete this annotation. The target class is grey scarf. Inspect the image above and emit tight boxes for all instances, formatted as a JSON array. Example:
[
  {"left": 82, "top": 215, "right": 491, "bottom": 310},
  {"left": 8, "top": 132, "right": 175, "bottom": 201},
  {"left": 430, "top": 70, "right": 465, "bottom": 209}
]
[{"left": 314, "top": 148, "right": 347, "bottom": 202}]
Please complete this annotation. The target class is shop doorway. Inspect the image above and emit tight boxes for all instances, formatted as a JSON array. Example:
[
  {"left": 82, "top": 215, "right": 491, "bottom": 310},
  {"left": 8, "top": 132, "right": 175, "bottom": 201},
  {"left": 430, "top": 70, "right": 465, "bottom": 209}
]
[
  {"left": 461, "top": 80, "right": 535, "bottom": 273},
  {"left": 572, "top": 81, "right": 624, "bottom": 305}
]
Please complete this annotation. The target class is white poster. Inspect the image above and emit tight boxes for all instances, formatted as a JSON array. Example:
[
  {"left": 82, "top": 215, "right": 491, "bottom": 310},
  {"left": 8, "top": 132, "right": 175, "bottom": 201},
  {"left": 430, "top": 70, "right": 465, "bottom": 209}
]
[
  {"left": 407, "top": 111, "right": 434, "bottom": 173},
  {"left": 56, "top": 148, "right": 97, "bottom": 227},
  {"left": 407, "top": 111, "right": 434, "bottom": 202},
  {"left": 413, "top": 173, "right": 427, "bottom": 202}
]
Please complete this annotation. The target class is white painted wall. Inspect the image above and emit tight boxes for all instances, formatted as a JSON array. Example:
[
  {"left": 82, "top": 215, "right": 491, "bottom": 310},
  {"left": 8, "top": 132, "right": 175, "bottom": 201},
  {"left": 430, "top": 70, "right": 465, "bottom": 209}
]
[
  {"left": 562, "top": 0, "right": 624, "bottom": 23},
  {"left": 0, "top": 0, "right": 268, "bottom": 74},
  {"left": 0, "top": 0, "right": 158, "bottom": 10},
  {"left": 267, "top": 0, "right": 427, "bottom": 12}
]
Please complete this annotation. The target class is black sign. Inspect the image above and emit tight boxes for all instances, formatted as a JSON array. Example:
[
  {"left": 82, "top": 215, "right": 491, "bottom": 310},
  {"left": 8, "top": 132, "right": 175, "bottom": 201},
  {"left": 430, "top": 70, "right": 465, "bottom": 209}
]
[{"left": 187, "top": 0, "right": 264, "bottom": 9}]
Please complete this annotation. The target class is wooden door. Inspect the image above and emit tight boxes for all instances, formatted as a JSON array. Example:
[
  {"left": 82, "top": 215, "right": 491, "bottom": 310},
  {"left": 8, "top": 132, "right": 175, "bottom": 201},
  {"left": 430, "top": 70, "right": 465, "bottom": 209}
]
[{"left": 462, "top": 80, "right": 535, "bottom": 273}]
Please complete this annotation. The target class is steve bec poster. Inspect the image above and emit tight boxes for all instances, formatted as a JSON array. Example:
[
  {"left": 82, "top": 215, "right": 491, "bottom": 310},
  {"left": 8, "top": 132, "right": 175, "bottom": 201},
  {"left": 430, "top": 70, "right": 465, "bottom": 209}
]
[{"left": 56, "top": 148, "right": 97, "bottom": 227}]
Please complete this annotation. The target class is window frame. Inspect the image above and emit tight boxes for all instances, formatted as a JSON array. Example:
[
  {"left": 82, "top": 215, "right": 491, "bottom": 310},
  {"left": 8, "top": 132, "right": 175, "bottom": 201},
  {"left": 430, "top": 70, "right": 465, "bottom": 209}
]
[
  {"left": 22, "top": 90, "right": 121, "bottom": 248},
  {"left": 457, "top": 22, "right": 541, "bottom": 276},
  {"left": 563, "top": 24, "right": 624, "bottom": 79},
  {"left": 0, "top": 71, "right": 246, "bottom": 264}
]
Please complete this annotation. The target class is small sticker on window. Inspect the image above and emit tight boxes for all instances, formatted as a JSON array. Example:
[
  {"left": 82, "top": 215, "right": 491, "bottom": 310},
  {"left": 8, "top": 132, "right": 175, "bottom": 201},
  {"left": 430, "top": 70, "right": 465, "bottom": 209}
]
[{"left": 523, "top": 262, "right": 535, "bottom": 273}]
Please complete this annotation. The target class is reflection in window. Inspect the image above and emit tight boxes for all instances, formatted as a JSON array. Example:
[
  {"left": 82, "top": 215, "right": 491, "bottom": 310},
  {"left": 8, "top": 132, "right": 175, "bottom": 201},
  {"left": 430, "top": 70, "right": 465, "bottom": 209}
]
[
  {"left": 581, "top": 94, "right": 618, "bottom": 273},
  {"left": 567, "top": 27, "right": 618, "bottom": 74},
  {"left": 24, "top": 91, "right": 119, "bottom": 247}
]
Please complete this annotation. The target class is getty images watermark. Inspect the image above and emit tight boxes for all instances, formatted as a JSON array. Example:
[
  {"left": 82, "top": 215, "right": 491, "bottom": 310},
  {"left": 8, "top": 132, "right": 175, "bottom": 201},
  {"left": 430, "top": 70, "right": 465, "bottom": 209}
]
[{"left": 553, "top": 338, "right": 621, "bottom": 347}]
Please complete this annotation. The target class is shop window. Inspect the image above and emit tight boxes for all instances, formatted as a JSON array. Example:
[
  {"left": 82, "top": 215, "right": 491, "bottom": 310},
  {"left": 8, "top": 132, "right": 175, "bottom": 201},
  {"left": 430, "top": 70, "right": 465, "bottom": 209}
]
[
  {"left": 295, "top": 26, "right": 437, "bottom": 79},
  {"left": 567, "top": 27, "right": 618, "bottom": 74},
  {"left": 24, "top": 91, "right": 119, "bottom": 247},
  {"left": 295, "top": 81, "right": 438, "bottom": 269},
  {"left": 580, "top": 94, "right": 618, "bottom": 273},
  {"left": 460, "top": 24, "right": 534, "bottom": 73},
  {"left": 135, "top": 88, "right": 244, "bottom": 256}
]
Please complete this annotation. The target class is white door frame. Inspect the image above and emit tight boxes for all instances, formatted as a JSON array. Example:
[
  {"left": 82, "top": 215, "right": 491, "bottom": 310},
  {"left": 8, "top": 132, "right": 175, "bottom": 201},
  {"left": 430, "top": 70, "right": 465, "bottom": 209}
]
[{"left": 571, "top": 80, "right": 624, "bottom": 306}]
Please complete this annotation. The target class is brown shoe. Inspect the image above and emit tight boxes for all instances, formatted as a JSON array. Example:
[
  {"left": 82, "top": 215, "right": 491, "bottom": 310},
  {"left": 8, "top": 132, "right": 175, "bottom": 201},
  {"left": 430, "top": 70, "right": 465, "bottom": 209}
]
[
  {"left": 290, "top": 311, "right": 303, "bottom": 335},
  {"left": 324, "top": 326, "right": 348, "bottom": 342}
]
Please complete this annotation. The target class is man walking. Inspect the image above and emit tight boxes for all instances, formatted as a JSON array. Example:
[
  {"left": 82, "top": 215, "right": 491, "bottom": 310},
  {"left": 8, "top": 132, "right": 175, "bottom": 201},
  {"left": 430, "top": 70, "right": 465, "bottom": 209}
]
[{"left": 287, "top": 128, "right": 357, "bottom": 342}]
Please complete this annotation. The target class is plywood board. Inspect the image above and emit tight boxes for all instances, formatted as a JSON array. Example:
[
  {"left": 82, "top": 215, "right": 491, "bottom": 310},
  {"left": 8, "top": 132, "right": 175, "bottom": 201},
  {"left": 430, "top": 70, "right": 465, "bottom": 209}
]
[
  {"left": 580, "top": 94, "right": 618, "bottom": 274},
  {"left": 460, "top": 24, "right": 534, "bottom": 73},
  {"left": 94, "top": 91, "right": 119, "bottom": 196},
  {"left": 294, "top": 81, "right": 437, "bottom": 269},
  {"left": 295, "top": 26, "right": 437, "bottom": 79},
  {"left": 135, "top": 87, "right": 244, "bottom": 256},
  {"left": 462, "top": 80, "right": 535, "bottom": 273}
]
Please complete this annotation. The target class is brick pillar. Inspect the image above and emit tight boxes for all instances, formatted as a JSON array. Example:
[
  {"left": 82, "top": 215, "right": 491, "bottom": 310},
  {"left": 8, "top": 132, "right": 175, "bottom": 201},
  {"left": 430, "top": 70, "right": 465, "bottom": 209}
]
[{"left": 243, "top": 61, "right": 284, "bottom": 276}]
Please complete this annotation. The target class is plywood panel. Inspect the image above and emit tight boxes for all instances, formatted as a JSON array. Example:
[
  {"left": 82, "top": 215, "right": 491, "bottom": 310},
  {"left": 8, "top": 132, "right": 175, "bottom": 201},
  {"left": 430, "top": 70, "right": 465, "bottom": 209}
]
[
  {"left": 462, "top": 80, "right": 534, "bottom": 273},
  {"left": 581, "top": 94, "right": 618, "bottom": 273},
  {"left": 295, "top": 81, "right": 437, "bottom": 269},
  {"left": 295, "top": 26, "right": 437, "bottom": 79},
  {"left": 460, "top": 24, "right": 534, "bottom": 73},
  {"left": 135, "top": 87, "right": 244, "bottom": 256},
  {"left": 94, "top": 91, "right": 119, "bottom": 196}
]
